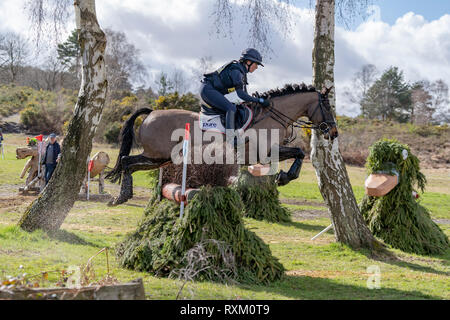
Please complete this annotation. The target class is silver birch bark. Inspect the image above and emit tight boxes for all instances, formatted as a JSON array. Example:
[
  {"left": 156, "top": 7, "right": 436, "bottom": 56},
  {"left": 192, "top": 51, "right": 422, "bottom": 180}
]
[
  {"left": 19, "top": 0, "right": 107, "bottom": 231},
  {"left": 311, "top": 0, "right": 377, "bottom": 249}
]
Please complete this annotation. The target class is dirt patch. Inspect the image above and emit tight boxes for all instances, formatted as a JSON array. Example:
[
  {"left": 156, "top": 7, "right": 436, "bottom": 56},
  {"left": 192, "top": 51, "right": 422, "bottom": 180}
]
[
  {"left": 0, "top": 195, "right": 34, "bottom": 212},
  {"left": 286, "top": 269, "right": 443, "bottom": 280},
  {"left": 291, "top": 209, "right": 329, "bottom": 220},
  {"left": 280, "top": 198, "right": 326, "bottom": 207},
  {"left": 266, "top": 236, "right": 333, "bottom": 245},
  {"left": 61, "top": 223, "right": 127, "bottom": 234},
  {"left": 286, "top": 269, "right": 365, "bottom": 279},
  {"left": 433, "top": 219, "right": 450, "bottom": 225}
]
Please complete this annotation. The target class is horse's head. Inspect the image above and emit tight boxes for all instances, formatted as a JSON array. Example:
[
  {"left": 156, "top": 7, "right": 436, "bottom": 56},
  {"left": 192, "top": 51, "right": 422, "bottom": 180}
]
[
  {"left": 16, "top": 147, "right": 38, "bottom": 159},
  {"left": 309, "top": 87, "right": 338, "bottom": 140}
]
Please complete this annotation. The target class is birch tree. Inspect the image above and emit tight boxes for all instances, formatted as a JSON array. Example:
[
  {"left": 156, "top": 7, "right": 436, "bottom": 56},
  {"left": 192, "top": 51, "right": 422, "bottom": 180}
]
[
  {"left": 213, "top": 0, "right": 379, "bottom": 249},
  {"left": 19, "top": 0, "right": 108, "bottom": 231},
  {"left": 311, "top": 0, "right": 377, "bottom": 249}
]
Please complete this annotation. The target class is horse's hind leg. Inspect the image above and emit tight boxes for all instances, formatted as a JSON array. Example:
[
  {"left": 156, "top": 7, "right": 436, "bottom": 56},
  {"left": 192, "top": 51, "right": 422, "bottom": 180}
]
[
  {"left": 276, "top": 145, "right": 305, "bottom": 186},
  {"left": 108, "top": 154, "right": 167, "bottom": 206}
]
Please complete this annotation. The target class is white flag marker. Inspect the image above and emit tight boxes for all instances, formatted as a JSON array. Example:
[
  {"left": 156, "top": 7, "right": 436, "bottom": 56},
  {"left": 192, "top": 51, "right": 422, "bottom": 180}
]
[{"left": 180, "top": 123, "right": 190, "bottom": 218}]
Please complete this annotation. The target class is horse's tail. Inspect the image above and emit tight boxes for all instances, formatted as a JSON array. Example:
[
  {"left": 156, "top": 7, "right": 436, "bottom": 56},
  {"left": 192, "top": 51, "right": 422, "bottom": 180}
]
[{"left": 106, "top": 108, "right": 152, "bottom": 183}]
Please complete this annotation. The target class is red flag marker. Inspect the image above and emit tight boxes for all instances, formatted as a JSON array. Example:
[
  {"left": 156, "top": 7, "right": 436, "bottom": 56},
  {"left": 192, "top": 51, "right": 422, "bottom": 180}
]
[
  {"left": 88, "top": 160, "right": 94, "bottom": 172},
  {"left": 185, "top": 123, "right": 190, "bottom": 140}
]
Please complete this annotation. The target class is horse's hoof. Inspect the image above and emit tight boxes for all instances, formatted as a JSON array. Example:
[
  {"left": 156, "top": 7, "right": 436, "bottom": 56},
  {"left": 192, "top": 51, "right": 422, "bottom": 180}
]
[
  {"left": 107, "top": 193, "right": 132, "bottom": 207},
  {"left": 276, "top": 171, "right": 289, "bottom": 186},
  {"left": 107, "top": 197, "right": 124, "bottom": 207},
  {"left": 107, "top": 198, "right": 118, "bottom": 207}
]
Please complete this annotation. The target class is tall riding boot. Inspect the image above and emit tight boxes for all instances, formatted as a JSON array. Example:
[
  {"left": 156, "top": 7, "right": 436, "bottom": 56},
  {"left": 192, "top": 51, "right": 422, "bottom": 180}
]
[{"left": 225, "top": 110, "right": 237, "bottom": 147}]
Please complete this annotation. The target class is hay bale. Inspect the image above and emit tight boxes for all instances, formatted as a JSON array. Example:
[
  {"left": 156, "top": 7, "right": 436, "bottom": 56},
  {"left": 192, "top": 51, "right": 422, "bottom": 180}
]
[
  {"left": 232, "top": 168, "right": 291, "bottom": 223},
  {"left": 116, "top": 186, "right": 285, "bottom": 284},
  {"left": 360, "top": 139, "right": 449, "bottom": 255}
]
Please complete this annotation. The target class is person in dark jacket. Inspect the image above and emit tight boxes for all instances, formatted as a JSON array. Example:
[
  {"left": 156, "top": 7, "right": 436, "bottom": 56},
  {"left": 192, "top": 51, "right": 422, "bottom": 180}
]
[
  {"left": 200, "top": 48, "right": 270, "bottom": 143},
  {"left": 42, "top": 133, "right": 61, "bottom": 185}
]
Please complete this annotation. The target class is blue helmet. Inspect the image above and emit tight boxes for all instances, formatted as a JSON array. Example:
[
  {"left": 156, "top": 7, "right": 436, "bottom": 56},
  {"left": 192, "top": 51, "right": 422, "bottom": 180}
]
[{"left": 240, "top": 48, "right": 264, "bottom": 67}]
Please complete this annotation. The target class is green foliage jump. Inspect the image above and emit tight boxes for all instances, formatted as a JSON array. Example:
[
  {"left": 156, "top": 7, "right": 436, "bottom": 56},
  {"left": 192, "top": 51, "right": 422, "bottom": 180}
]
[
  {"left": 360, "top": 139, "right": 449, "bottom": 255},
  {"left": 233, "top": 168, "right": 291, "bottom": 223},
  {"left": 116, "top": 185, "right": 285, "bottom": 284}
]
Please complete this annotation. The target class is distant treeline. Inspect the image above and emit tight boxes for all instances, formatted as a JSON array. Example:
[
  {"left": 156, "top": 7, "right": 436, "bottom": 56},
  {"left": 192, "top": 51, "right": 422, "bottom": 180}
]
[
  {"left": 1, "top": 29, "right": 448, "bottom": 144},
  {"left": 344, "top": 65, "right": 449, "bottom": 125},
  {"left": 0, "top": 29, "right": 203, "bottom": 143}
]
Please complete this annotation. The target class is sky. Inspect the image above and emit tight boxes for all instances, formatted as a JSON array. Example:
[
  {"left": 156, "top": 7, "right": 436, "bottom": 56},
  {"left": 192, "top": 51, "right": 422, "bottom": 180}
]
[{"left": 0, "top": 0, "right": 449, "bottom": 116}]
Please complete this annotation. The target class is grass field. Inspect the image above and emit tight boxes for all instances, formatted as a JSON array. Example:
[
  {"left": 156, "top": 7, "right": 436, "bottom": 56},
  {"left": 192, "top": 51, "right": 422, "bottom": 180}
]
[{"left": 0, "top": 133, "right": 449, "bottom": 300}]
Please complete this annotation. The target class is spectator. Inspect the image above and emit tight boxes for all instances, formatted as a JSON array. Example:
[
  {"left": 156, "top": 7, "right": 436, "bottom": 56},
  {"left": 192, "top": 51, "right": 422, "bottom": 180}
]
[{"left": 42, "top": 133, "right": 61, "bottom": 185}]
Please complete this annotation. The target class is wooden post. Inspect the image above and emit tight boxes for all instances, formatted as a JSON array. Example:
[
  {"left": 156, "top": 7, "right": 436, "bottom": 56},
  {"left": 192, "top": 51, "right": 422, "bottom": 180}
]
[{"left": 0, "top": 278, "right": 145, "bottom": 300}]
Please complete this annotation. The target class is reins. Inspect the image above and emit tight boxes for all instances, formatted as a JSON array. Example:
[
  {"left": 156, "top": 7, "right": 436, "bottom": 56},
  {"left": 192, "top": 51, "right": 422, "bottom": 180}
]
[{"left": 252, "top": 92, "right": 335, "bottom": 139}]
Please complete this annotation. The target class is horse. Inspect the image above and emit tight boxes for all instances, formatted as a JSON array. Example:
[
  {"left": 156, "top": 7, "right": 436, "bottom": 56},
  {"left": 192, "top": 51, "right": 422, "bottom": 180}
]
[{"left": 106, "top": 83, "right": 338, "bottom": 206}]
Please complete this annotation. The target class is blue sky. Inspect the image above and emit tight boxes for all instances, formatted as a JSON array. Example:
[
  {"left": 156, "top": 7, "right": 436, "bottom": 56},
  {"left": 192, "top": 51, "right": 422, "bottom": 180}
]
[
  {"left": 376, "top": 0, "right": 450, "bottom": 24},
  {"left": 293, "top": 0, "right": 450, "bottom": 27}
]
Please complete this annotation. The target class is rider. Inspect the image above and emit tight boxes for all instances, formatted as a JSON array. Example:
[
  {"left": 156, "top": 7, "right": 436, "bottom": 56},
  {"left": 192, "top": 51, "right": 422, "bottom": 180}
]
[{"left": 200, "top": 48, "right": 270, "bottom": 141}]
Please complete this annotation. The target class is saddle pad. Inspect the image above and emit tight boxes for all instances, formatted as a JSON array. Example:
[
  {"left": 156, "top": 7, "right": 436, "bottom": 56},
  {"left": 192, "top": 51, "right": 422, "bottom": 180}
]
[{"left": 199, "top": 105, "right": 253, "bottom": 134}]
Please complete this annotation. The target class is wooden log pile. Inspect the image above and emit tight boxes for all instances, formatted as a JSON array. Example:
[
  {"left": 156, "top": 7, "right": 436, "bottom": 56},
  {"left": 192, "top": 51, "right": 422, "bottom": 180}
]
[{"left": 0, "top": 278, "right": 145, "bottom": 300}]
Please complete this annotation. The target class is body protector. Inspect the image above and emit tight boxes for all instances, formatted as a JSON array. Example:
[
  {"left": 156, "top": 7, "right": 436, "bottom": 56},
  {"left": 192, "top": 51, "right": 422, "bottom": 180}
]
[{"left": 202, "top": 60, "right": 260, "bottom": 104}]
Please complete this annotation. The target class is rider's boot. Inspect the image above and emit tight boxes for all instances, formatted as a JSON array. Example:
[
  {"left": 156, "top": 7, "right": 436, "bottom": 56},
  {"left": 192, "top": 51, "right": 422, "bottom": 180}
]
[{"left": 225, "top": 110, "right": 238, "bottom": 147}]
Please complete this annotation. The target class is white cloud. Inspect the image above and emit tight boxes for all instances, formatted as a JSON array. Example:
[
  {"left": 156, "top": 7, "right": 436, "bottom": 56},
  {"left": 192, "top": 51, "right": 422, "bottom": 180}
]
[
  {"left": 1, "top": 1, "right": 449, "bottom": 116},
  {"left": 337, "top": 12, "right": 450, "bottom": 115}
]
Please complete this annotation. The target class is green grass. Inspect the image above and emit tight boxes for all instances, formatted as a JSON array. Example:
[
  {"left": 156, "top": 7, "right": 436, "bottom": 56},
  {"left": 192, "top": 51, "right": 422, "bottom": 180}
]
[
  {"left": 0, "top": 133, "right": 449, "bottom": 300},
  {"left": 0, "top": 217, "right": 448, "bottom": 299},
  {"left": 420, "top": 192, "right": 450, "bottom": 220}
]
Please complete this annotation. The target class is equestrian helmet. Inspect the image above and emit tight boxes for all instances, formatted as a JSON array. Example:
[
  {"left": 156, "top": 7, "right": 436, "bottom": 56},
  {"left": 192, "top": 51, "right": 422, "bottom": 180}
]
[{"left": 240, "top": 48, "right": 264, "bottom": 67}]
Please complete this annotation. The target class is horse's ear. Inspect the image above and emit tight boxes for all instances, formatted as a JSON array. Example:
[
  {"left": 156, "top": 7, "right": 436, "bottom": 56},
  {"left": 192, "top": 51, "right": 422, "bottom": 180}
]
[{"left": 321, "top": 86, "right": 334, "bottom": 95}]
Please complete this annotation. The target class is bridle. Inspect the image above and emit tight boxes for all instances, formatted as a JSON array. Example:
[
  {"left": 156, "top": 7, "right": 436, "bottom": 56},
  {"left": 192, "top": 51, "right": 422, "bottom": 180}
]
[{"left": 252, "top": 91, "right": 336, "bottom": 143}]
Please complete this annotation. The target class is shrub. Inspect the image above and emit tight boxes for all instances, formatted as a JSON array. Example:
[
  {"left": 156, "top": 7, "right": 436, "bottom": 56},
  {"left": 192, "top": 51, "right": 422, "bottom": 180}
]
[
  {"left": 360, "top": 139, "right": 449, "bottom": 255},
  {"left": 116, "top": 185, "right": 285, "bottom": 284},
  {"left": 18, "top": 89, "right": 74, "bottom": 134},
  {"left": 104, "top": 122, "right": 121, "bottom": 144}
]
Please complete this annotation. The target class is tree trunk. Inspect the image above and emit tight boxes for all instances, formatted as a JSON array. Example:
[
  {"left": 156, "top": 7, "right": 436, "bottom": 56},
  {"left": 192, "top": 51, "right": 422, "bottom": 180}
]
[
  {"left": 19, "top": 0, "right": 107, "bottom": 232},
  {"left": 311, "top": 0, "right": 377, "bottom": 249}
]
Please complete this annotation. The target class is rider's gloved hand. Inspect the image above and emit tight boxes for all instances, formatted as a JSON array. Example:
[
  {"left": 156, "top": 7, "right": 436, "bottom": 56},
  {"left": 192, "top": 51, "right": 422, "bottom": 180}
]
[{"left": 258, "top": 98, "right": 270, "bottom": 108}]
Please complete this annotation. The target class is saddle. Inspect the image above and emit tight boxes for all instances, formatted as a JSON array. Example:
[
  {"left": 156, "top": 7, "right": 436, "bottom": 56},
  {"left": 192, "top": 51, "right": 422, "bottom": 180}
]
[{"left": 199, "top": 103, "right": 253, "bottom": 134}]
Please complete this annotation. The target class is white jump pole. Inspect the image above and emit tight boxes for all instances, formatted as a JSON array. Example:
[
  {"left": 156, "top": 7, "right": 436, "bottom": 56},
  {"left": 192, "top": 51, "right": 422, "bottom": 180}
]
[
  {"left": 311, "top": 224, "right": 333, "bottom": 241},
  {"left": 179, "top": 123, "right": 190, "bottom": 218},
  {"left": 37, "top": 141, "right": 41, "bottom": 178}
]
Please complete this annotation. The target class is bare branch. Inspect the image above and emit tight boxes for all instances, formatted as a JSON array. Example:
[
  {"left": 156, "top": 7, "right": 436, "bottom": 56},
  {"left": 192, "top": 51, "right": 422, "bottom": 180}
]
[
  {"left": 0, "top": 32, "right": 29, "bottom": 83},
  {"left": 24, "top": 0, "right": 72, "bottom": 49},
  {"left": 335, "top": 0, "right": 374, "bottom": 29},
  {"left": 213, "top": 0, "right": 376, "bottom": 53},
  {"left": 212, "top": 0, "right": 295, "bottom": 55}
]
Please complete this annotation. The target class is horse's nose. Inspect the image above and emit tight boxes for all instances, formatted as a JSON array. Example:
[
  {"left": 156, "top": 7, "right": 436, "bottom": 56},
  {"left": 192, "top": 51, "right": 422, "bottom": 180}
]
[{"left": 330, "top": 127, "right": 339, "bottom": 140}]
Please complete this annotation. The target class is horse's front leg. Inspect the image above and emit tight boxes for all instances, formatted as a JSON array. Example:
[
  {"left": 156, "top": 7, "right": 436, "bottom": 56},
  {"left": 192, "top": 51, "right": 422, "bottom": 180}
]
[{"left": 276, "top": 145, "right": 305, "bottom": 186}]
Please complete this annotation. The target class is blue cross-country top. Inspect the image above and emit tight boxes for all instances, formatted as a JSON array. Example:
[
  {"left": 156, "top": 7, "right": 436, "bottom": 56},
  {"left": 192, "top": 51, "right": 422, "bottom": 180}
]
[{"left": 202, "top": 60, "right": 261, "bottom": 104}]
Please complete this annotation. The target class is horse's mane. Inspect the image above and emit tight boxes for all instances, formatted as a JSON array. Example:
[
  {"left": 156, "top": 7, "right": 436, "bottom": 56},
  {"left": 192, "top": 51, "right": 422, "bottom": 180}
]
[{"left": 253, "top": 83, "right": 316, "bottom": 99}]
